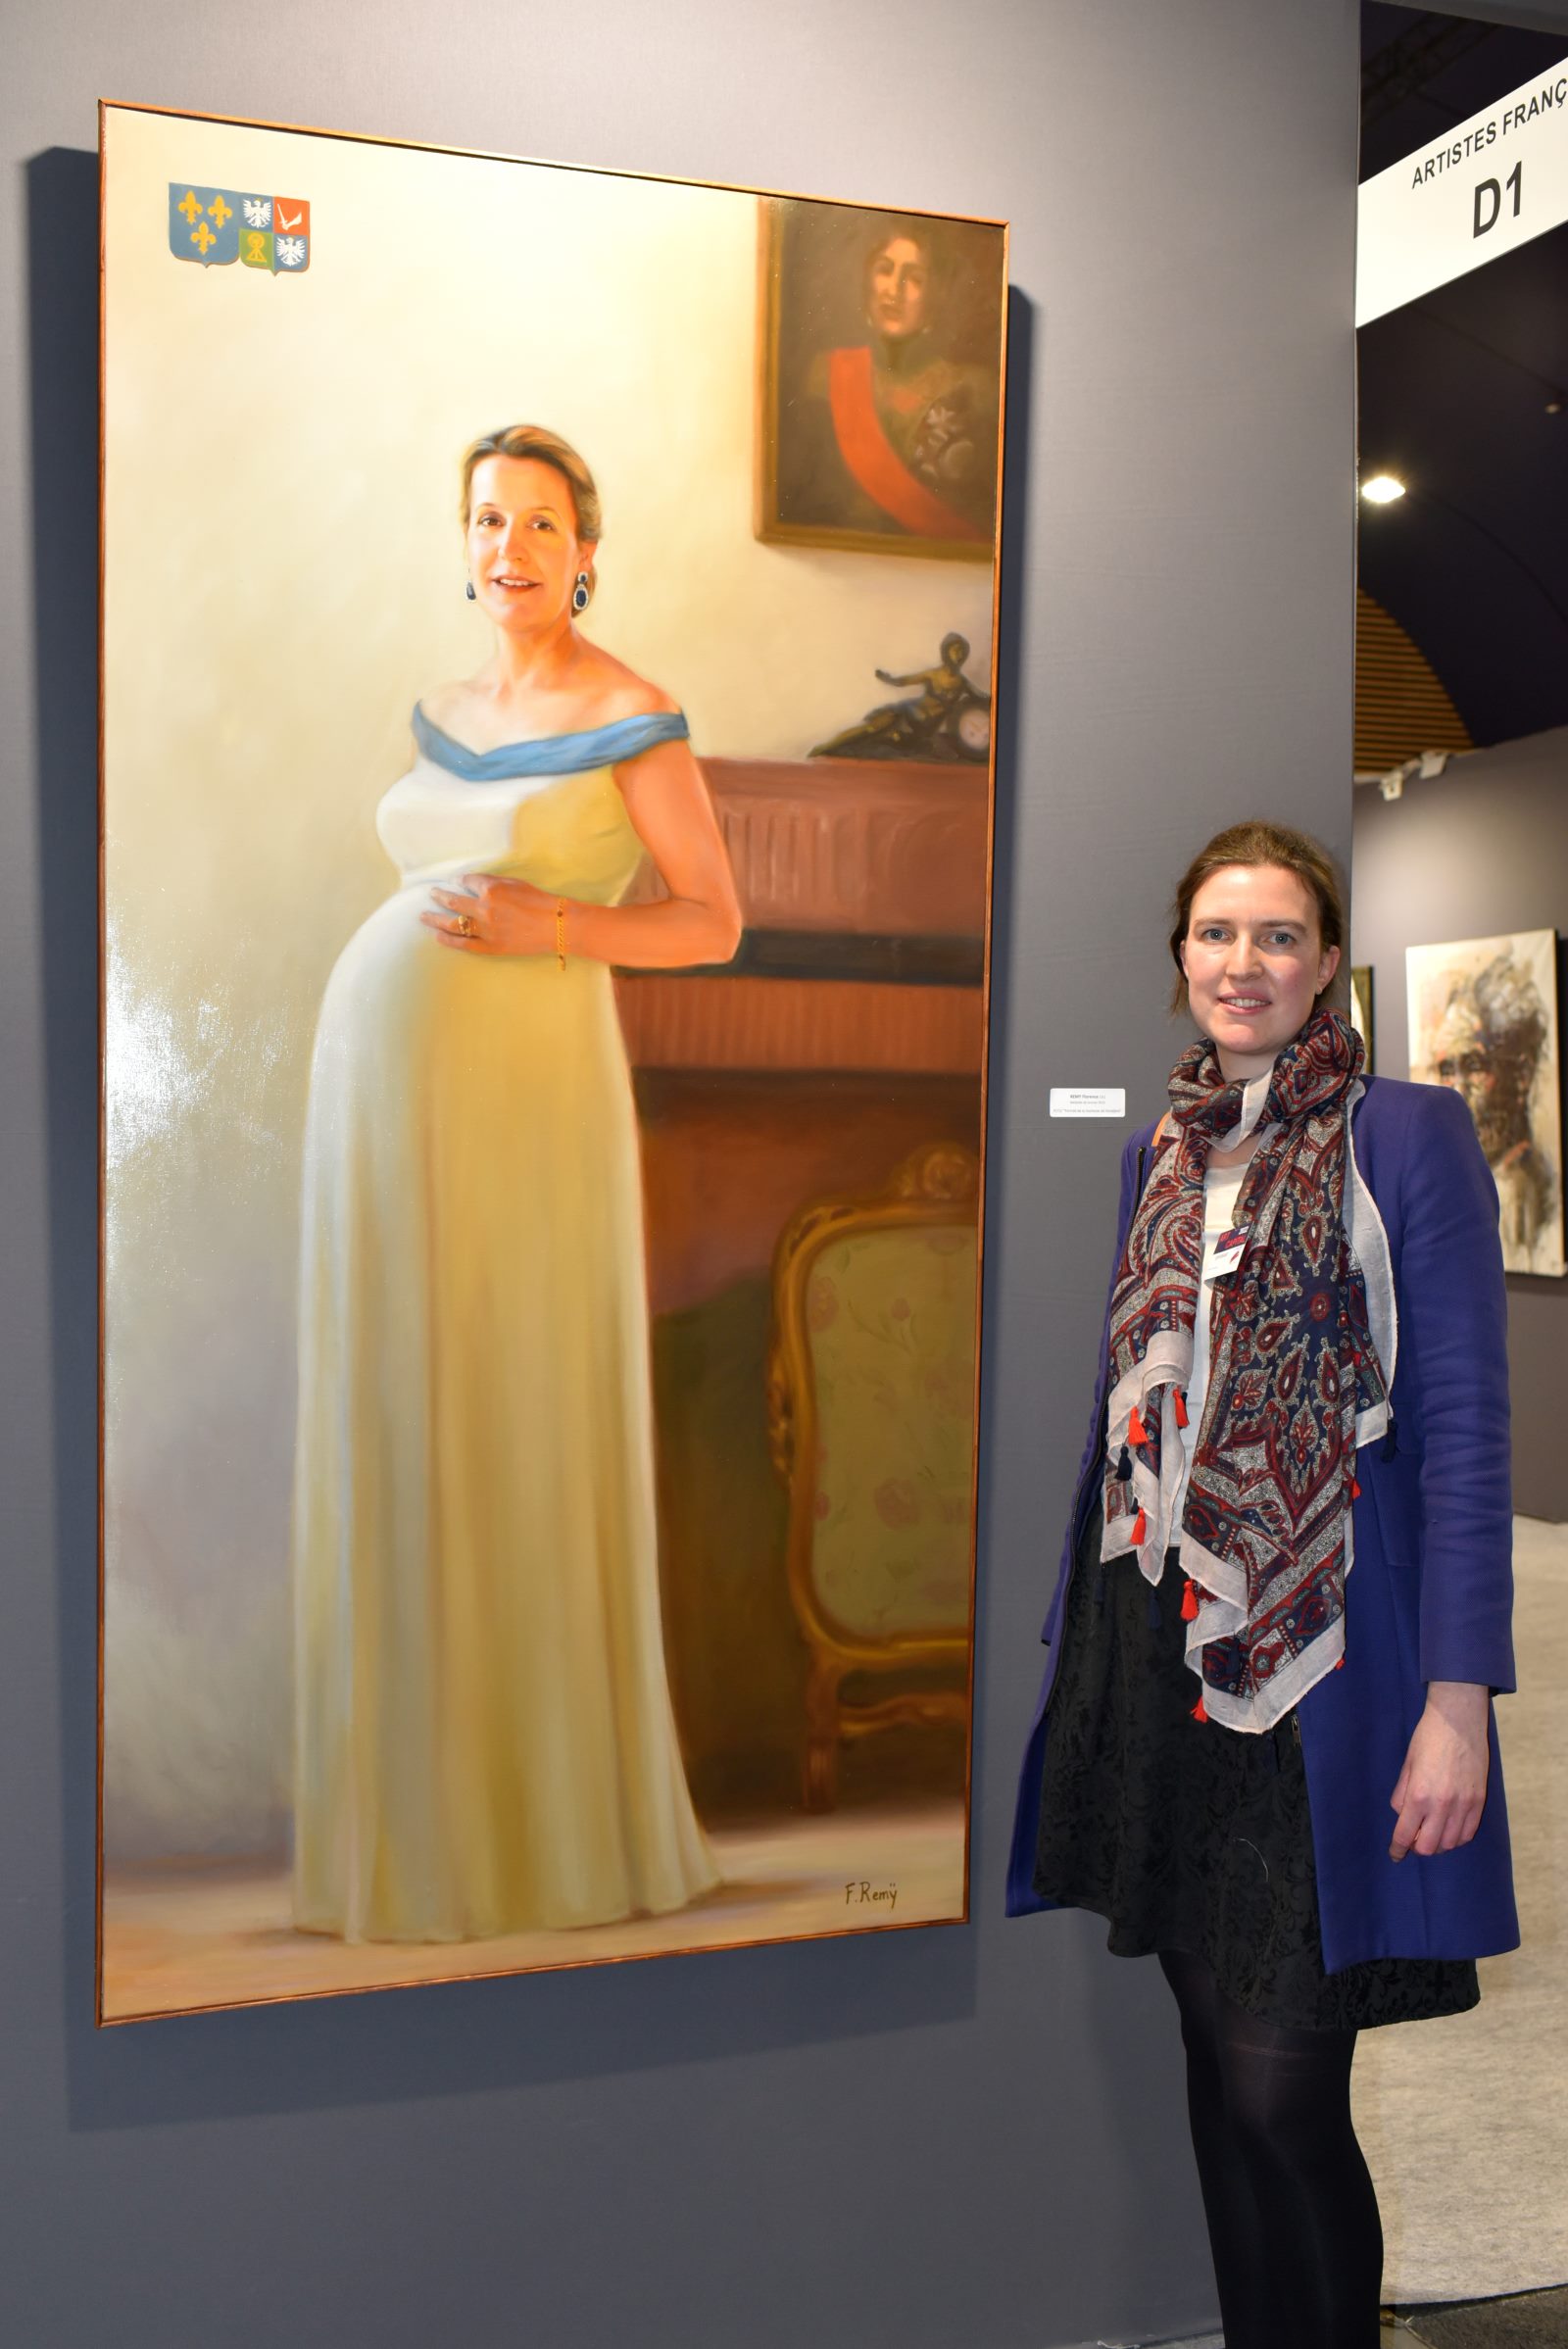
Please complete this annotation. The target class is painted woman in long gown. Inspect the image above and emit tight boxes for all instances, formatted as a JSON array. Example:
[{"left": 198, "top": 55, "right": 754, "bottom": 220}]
[{"left": 292, "top": 426, "right": 741, "bottom": 1943}]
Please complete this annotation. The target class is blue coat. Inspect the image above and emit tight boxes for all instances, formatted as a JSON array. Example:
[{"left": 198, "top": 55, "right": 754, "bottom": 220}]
[{"left": 1006, "top": 1074, "right": 1519, "bottom": 1972}]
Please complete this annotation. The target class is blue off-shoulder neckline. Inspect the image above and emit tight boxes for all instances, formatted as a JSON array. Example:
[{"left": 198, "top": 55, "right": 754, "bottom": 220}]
[{"left": 412, "top": 704, "right": 689, "bottom": 781}]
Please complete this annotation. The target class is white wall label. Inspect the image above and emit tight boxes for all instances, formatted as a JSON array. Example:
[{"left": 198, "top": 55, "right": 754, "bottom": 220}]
[
  {"left": 1357, "top": 63, "right": 1568, "bottom": 324},
  {"left": 1050, "top": 1088, "right": 1126, "bottom": 1119}
]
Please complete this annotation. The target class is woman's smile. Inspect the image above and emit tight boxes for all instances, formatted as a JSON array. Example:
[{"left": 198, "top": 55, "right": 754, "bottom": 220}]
[
  {"left": 465, "top": 454, "right": 591, "bottom": 634},
  {"left": 1180, "top": 861, "right": 1339, "bottom": 1078}
]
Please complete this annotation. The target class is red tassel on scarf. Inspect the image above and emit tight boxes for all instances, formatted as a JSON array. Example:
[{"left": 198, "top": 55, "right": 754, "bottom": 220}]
[
  {"left": 1191, "top": 1692, "right": 1208, "bottom": 1723},
  {"left": 1181, "top": 1578, "right": 1199, "bottom": 1622},
  {"left": 1130, "top": 1507, "right": 1148, "bottom": 1546},
  {"left": 1127, "top": 1405, "right": 1149, "bottom": 1447},
  {"left": 1350, "top": 1477, "right": 1362, "bottom": 1499},
  {"left": 1173, "top": 1387, "right": 1189, "bottom": 1429}
]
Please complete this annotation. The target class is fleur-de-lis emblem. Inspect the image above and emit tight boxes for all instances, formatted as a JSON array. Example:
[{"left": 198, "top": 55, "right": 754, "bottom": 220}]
[{"left": 169, "top": 182, "right": 240, "bottom": 266}]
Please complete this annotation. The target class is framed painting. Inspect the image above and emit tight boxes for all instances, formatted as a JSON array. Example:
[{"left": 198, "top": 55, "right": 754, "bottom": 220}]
[
  {"left": 755, "top": 196, "right": 1005, "bottom": 559},
  {"left": 1348, "top": 963, "right": 1375, "bottom": 1068},
  {"left": 1406, "top": 929, "right": 1564, "bottom": 1278},
  {"left": 98, "top": 101, "right": 1008, "bottom": 2021}
]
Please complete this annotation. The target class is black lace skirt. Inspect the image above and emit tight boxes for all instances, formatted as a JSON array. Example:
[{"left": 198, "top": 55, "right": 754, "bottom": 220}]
[{"left": 1032, "top": 1501, "right": 1480, "bottom": 2031}]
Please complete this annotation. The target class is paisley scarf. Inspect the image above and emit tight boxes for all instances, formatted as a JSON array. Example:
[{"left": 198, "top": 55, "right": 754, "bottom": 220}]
[{"left": 1101, "top": 1010, "right": 1394, "bottom": 1731}]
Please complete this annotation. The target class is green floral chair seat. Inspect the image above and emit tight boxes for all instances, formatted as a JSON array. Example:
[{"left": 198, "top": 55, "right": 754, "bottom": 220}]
[{"left": 767, "top": 1144, "right": 978, "bottom": 1809}]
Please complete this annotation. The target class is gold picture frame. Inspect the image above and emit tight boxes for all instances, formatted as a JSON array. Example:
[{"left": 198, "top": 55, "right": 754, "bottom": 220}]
[{"left": 99, "top": 99, "right": 1007, "bottom": 2023}]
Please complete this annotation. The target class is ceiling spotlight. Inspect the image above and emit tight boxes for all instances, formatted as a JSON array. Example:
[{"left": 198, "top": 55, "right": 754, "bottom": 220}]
[{"left": 1361, "top": 473, "right": 1406, "bottom": 504}]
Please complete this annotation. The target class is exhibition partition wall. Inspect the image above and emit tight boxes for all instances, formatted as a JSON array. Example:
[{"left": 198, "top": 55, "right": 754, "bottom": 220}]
[{"left": 5, "top": 3, "right": 1358, "bottom": 2344}]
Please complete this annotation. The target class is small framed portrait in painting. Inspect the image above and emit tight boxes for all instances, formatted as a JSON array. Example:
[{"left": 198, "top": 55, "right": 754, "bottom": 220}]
[{"left": 756, "top": 197, "right": 1006, "bottom": 561}]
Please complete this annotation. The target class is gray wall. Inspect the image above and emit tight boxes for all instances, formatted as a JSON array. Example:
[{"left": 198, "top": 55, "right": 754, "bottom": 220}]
[
  {"left": 2, "top": 5, "right": 1359, "bottom": 2344},
  {"left": 1352, "top": 728, "right": 1568, "bottom": 1523}
]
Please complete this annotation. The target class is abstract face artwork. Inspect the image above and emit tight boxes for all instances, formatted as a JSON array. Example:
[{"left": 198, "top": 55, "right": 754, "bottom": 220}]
[
  {"left": 1406, "top": 930, "right": 1564, "bottom": 1278},
  {"left": 98, "top": 105, "right": 1007, "bottom": 2020}
]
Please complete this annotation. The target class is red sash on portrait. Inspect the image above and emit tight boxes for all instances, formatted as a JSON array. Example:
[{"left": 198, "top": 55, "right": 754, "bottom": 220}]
[{"left": 827, "top": 346, "right": 987, "bottom": 543}]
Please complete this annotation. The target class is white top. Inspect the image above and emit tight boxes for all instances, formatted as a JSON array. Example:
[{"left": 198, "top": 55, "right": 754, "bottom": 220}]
[{"left": 1172, "top": 1162, "right": 1248, "bottom": 1527}]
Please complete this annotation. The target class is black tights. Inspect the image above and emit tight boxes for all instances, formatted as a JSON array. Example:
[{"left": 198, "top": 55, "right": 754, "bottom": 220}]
[{"left": 1158, "top": 1948, "right": 1384, "bottom": 2349}]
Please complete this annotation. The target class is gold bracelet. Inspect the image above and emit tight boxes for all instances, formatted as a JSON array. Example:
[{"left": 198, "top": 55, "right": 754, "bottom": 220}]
[{"left": 555, "top": 899, "right": 566, "bottom": 972}]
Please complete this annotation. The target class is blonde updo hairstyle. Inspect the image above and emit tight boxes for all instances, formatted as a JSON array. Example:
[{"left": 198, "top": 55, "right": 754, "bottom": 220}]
[
  {"left": 1168, "top": 819, "right": 1347, "bottom": 1016},
  {"left": 459, "top": 424, "right": 604, "bottom": 544}
]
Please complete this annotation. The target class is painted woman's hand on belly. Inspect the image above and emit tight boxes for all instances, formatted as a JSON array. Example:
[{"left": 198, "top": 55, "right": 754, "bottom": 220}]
[{"left": 422, "top": 870, "right": 563, "bottom": 958}]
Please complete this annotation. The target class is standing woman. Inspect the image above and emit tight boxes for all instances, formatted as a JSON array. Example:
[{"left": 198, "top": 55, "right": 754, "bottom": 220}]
[
  {"left": 292, "top": 424, "right": 741, "bottom": 1945},
  {"left": 1008, "top": 822, "right": 1518, "bottom": 2349}
]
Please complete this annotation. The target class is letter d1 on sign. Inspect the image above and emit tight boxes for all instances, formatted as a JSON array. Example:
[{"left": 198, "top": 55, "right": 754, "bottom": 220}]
[
  {"left": 1050, "top": 1088, "right": 1126, "bottom": 1118},
  {"left": 1357, "top": 65, "right": 1568, "bottom": 322}
]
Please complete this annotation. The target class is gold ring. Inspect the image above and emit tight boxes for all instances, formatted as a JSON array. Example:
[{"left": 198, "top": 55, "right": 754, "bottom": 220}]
[{"left": 456, "top": 912, "right": 476, "bottom": 939}]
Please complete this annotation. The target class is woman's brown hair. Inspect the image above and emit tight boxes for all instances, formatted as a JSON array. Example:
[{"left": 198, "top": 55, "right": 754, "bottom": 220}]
[
  {"left": 459, "top": 424, "right": 604, "bottom": 542},
  {"left": 1168, "top": 820, "right": 1347, "bottom": 1013}
]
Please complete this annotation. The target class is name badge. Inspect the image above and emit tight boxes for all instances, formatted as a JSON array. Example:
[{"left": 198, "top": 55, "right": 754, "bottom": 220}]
[{"left": 1204, "top": 1228, "right": 1248, "bottom": 1280}]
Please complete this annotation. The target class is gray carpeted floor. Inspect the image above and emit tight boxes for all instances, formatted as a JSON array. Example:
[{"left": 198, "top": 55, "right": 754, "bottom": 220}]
[
  {"left": 1397, "top": 2285, "right": 1568, "bottom": 2345},
  {"left": 1351, "top": 1515, "right": 1568, "bottom": 2304},
  {"left": 1111, "top": 2279, "right": 1568, "bottom": 2344},
  {"left": 1149, "top": 2283, "right": 1568, "bottom": 2345}
]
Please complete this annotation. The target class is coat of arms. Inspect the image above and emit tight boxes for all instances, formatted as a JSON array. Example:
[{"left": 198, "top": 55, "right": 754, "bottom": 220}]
[{"left": 169, "top": 185, "right": 311, "bottom": 272}]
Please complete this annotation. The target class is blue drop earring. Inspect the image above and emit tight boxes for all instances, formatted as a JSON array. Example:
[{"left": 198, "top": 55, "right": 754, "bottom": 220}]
[
  {"left": 572, "top": 571, "right": 591, "bottom": 614},
  {"left": 465, "top": 580, "right": 476, "bottom": 601}
]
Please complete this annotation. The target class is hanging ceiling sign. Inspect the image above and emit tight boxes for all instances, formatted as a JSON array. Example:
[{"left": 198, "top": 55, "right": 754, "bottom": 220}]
[{"left": 1356, "top": 61, "right": 1568, "bottom": 324}]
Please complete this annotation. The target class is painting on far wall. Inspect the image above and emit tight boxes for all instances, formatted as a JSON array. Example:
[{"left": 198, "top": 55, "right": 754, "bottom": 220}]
[
  {"left": 100, "top": 103, "right": 1007, "bottom": 2024},
  {"left": 1406, "top": 929, "right": 1565, "bottom": 1278},
  {"left": 1349, "top": 964, "right": 1375, "bottom": 1069},
  {"left": 755, "top": 196, "right": 1005, "bottom": 559}
]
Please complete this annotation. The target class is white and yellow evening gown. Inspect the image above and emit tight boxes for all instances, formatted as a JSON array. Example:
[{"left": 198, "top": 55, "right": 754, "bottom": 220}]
[{"left": 291, "top": 707, "right": 719, "bottom": 1941}]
